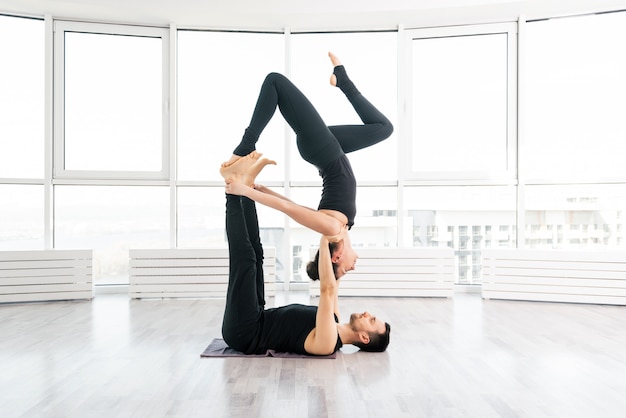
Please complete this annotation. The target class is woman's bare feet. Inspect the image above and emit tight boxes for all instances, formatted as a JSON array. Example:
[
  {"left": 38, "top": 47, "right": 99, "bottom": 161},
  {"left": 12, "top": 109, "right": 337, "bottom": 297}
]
[
  {"left": 328, "top": 51, "right": 342, "bottom": 86},
  {"left": 219, "top": 151, "right": 276, "bottom": 186}
]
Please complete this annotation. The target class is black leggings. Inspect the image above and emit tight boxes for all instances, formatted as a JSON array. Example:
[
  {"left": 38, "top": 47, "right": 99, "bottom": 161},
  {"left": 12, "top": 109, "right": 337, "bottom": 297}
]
[
  {"left": 233, "top": 68, "right": 393, "bottom": 170},
  {"left": 221, "top": 194, "right": 265, "bottom": 353}
]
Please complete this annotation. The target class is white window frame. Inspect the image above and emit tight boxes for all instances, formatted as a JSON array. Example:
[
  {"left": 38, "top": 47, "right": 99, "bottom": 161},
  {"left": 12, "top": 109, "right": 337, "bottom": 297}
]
[
  {"left": 403, "top": 22, "right": 517, "bottom": 183},
  {"left": 53, "top": 21, "right": 170, "bottom": 180}
]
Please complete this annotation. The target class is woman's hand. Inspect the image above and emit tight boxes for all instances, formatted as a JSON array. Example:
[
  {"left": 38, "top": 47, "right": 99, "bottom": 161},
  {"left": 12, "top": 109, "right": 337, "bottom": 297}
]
[{"left": 225, "top": 179, "right": 252, "bottom": 196}]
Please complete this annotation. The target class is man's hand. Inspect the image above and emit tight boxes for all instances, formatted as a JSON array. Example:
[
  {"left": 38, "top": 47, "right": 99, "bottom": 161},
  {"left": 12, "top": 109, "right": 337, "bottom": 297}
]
[{"left": 252, "top": 184, "right": 269, "bottom": 193}]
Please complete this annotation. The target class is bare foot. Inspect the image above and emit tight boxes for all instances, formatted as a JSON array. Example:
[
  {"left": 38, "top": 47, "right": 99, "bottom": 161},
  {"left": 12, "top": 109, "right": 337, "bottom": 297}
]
[
  {"left": 242, "top": 157, "right": 276, "bottom": 186},
  {"left": 328, "top": 51, "right": 342, "bottom": 86},
  {"left": 219, "top": 152, "right": 261, "bottom": 181},
  {"left": 221, "top": 151, "right": 262, "bottom": 168},
  {"left": 219, "top": 151, "right": 276, "bottom": 186},
  {"left": 328, "top": 51, "right": 342, "bottom": 67}
]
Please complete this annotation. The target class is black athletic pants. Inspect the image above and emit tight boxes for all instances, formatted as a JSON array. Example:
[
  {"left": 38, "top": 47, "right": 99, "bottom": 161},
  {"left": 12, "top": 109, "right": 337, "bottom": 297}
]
[
  {"left": 221, "top": 195, "right": 265, "bottom": 353},
  {"left": 232, "top": 69, "right": 393, "bottom": 170}
]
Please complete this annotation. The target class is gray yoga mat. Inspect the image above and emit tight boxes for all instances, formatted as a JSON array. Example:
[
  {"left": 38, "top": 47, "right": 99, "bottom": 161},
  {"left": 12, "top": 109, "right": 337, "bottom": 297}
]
[{"left": 201, "top": 338, "right": 337, "bottom": 359}]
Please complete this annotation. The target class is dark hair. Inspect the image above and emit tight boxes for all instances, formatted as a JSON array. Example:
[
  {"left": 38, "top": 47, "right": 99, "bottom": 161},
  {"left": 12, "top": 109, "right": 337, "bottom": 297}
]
[
  {"left": 353, "top": 322, "right": 391, "bottom": 352},
  {"left": 306, "top": 242, "right": 339, "bottom": 281}
]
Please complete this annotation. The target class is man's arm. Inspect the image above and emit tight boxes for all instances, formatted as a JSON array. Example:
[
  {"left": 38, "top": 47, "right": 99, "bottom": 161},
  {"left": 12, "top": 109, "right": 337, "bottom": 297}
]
[
  {"left": 334, "top": 279, "right": 341, "bottom": 322},
  {"left": 304, "top": 236, "right": 340, "bottom": 355}
]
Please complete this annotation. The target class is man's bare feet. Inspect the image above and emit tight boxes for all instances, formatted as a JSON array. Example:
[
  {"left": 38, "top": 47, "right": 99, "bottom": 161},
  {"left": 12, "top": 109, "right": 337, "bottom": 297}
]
[
  {"left": 220, "top": 152, "right": 259, "bottom": 179},
  {"left": 328, "top": 51, "right": 342, "bottom": 86},
  {"left": 219, "top": 151, "right": 276, "bottom": 186},
  {"left": 221, "top": 150, "right": 262, "bottom": 168},
  {"left": 244, "top": 157, "right": 276, "bottom": 186}
]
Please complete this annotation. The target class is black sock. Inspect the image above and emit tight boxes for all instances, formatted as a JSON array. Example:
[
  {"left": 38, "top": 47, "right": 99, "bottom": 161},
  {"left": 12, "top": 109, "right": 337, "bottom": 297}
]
[
  {"left": 333, "top": 65, "right": 360, "bottom": 98},
  {"left": 232, "top": 128, "right": 257, "bottom": 156}
]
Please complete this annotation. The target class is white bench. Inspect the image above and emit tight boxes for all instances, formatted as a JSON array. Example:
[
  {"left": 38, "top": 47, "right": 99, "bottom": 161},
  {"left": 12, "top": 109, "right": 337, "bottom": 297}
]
[
  {"left": 0, "top": 250, "right": 93, "bottom": 303},
  {"left": 482, "top": 249, "right": 626, "bottom": 305},
  {"left": 129, "top": 248, "right": 276, "bottom": 299},
  {"left": 309, "top": 247, "right": 455, "bottom": 298}
]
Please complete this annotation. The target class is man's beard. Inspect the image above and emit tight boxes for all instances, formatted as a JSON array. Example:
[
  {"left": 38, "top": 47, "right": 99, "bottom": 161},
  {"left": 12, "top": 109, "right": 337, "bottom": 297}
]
[{"left": 349, "top": 313, "right": 360, "bottom": 331}]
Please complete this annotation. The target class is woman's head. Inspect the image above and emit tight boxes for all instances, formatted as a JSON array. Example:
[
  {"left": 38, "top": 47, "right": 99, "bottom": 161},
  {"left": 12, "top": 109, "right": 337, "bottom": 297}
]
[{"left": 306, "top": 239, "right": 358, "bottom": 280}]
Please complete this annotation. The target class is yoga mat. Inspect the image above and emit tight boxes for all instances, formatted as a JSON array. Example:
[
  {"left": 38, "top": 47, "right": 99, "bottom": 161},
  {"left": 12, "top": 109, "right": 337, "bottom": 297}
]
[{"left": 201, "top": 338, "right": 336, "bottom": 359}]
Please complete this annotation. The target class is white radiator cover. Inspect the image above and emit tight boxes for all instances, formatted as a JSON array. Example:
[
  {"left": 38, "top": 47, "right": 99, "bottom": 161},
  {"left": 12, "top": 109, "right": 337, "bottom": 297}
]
[
  {"left": 0, "top": 250, "right": 93, "bottom": 303},
  {"left": 129, "top": 248, "right": 276, "bottom": 299},
  {"left": 482, "top": 249, "right": 626, "bottom": 305}
]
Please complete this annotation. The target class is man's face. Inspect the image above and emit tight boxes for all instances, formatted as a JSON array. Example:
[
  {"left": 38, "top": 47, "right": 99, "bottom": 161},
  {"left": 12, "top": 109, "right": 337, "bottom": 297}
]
[
  {"left": 349, "top": 311, "right": 386, "bottom": 334},
  {"left": 332, "top": 241, "right": 358, "bottom": 278}
]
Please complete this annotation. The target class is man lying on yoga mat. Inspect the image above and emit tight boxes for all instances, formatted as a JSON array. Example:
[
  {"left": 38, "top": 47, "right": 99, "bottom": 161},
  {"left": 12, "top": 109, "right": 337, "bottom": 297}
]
[{"left": 220, "top": 172, "right": 391, "bottom": 355}]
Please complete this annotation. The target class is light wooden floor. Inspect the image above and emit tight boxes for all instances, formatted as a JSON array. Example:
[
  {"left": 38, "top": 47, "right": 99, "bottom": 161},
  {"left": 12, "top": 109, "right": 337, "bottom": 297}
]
[{"left": 1, "top": 291, "right": 626, "bottom": 418}]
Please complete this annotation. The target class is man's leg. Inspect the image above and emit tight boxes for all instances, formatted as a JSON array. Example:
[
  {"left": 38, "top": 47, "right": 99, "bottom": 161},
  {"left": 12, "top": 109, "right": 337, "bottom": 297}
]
[
  {"left": 221, "top": 194, "right": 263, "bottom": 353},
  {"left": 241, "top": 196, "right": 266, "bottom": 307}
]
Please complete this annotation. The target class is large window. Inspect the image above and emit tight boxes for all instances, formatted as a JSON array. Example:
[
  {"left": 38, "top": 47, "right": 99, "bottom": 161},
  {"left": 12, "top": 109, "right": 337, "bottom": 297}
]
[
  {"left": 0, "top": 15, "right": 44, "bottom": 179},
  {"left": 402, "top": 23, "right": 517, "bottom": 283},
  {"left": 522, "top": 12, "right": 626, "bottom": 252},
  {"left": 524, "top": 12, "right": 626, "bottom": 182},
  {"left": 405, "top": 23, "right": 516, "bottom": 180},
  {"left": 53, "top": 21, "right": 169, "bottom": 179}
]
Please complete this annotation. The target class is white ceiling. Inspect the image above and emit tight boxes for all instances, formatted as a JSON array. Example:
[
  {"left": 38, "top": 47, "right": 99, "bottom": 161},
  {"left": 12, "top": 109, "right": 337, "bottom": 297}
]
[{"left": 1, "top": 0, "right": 625, "bottom": 30}]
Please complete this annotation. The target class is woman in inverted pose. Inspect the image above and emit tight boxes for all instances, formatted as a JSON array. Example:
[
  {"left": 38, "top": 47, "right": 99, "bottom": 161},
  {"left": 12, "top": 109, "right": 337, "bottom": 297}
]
[{"left": 221, "top": 52, "right": 393, "bottom": 280}]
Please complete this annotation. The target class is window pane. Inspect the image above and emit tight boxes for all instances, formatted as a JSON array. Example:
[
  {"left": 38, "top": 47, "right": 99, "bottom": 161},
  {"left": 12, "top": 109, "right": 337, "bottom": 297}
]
[
  {"left": 0, "top": 15, "right": 44, "bottom": 178},
  {"left": 353, "top": 186, "right": 398, "bottom": 248},
  {"left": 64, "top": 32, "right": 163, "bottom": 171},
  {"left": 404, "top": 186, "right": 516, "bottom": 284},
  {"left": 290, "top": 32, "right": 398, "bottom": 182},
  {"left": 525, "top": 12, "right": 626, "bottom": 181},
  {"left": 0, "top": 185, "right": 44, "bottom": 250},
  {"left": 177, "top": 31, "right": 284, "bottom": 181},
  {"left": 411, "top": 33, "right": 508, "bottom": 174},
  {"left": 525, "top": 184, "right": 626, "bottom": 249},
  {"left": 177, "top": 187, "right": 226, "bottom": 248},
  {"left": 55, "top": 186, "right": 170, "bottom": 284}
]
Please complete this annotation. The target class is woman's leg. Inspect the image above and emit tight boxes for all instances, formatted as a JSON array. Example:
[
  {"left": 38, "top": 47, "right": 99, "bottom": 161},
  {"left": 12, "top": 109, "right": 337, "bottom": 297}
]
[
  {"left": 221, "top": 194, "right": 263, "bottom": 352},
  {"left": 328, "top": 65, "right": 394, "bottom": 153},
  {"left": 232, "top": 73, "right": 344, "bottom": 170}
]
